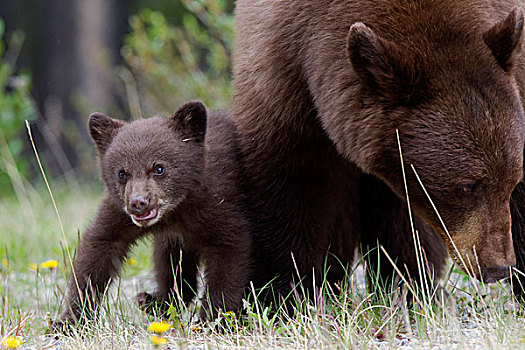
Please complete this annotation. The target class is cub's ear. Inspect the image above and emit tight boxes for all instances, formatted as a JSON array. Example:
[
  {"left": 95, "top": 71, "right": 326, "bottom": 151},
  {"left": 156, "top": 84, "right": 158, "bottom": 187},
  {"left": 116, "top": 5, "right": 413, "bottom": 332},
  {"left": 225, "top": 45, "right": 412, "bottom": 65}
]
[
  {"left": 347, "top": 22, "right": 423, "bottom": 103},
  {"left": 483, "top": 7, "right": 524, "bottom": 73},
  {"left": 171, "top": 101, "right": 207, "bottom": 142},
  {"left": 88, "top": 113, "right": 124, "bottom": 154}
]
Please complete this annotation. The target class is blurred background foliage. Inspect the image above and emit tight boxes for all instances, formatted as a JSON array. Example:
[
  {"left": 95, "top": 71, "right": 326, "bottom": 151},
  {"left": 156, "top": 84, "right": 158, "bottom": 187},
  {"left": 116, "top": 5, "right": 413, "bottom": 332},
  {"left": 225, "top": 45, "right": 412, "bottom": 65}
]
[
  {"left": 0, "top": 0, "right": 234, "bottom": 197},
  {"left": 0, "top": 19, "right": 36, "bottom": 194},
  {"left": 122, "top": 3, "right": 233, "bottom": 116}
]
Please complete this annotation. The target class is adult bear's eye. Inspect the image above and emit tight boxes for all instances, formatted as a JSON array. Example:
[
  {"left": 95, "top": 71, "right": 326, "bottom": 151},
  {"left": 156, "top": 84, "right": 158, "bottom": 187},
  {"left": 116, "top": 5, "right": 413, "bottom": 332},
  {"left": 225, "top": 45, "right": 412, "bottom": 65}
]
[
  {"left": 154, "top": 165, "right": 165, "bottom": 176},
  {"left": 118, "top": 170, "right": 127, "bottom": 182},
  {"left": 459, "top": 181, "right": 483, "bottom": 196},
  {"left": 462, "top": 183, "right": 475, "bottom": 193}
]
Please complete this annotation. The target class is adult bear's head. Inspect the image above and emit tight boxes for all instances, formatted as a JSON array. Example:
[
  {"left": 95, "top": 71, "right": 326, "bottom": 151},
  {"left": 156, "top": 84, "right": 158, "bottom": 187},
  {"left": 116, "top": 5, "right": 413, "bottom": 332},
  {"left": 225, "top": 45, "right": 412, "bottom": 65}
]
[{"left": 347, "top": 8, "right": 525, "bottom": 282}]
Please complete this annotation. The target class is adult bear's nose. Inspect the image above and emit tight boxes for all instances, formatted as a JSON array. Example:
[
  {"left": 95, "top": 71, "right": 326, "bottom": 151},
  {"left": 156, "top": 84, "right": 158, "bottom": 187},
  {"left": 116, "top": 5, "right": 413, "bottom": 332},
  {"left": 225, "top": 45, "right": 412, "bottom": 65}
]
[{"left": 129, "top": 195, "right": 149, "bottom": 214}]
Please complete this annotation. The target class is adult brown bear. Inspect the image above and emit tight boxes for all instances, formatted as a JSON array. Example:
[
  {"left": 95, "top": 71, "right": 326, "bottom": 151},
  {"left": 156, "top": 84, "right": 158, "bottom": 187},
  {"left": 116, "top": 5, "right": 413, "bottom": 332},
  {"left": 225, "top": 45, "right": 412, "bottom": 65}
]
[{"left": 232, "top": 0, "right": 525, "bottom": 298}]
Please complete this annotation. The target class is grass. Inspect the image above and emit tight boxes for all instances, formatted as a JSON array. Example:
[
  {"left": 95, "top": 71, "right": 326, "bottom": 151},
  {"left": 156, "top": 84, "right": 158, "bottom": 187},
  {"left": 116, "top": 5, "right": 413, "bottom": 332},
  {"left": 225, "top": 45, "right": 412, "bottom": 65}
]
[
  {"left": 2, "top": 129, "right": 525, "bottom": 349},
  {"left": 2, "top": 185, "right": 525, "bottom": 349},
  {"left": 0, "top": 183, "right": 153, "bottom": 346}
]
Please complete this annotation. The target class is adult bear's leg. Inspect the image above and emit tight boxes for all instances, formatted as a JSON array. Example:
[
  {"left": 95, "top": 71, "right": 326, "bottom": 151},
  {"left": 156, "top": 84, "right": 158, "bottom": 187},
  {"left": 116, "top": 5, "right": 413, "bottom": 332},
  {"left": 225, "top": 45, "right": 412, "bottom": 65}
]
[
  {"left": 359, "top": 174, "right": 448, "bottom": 293},
  {"left": 511, "top": 181, "right": 525, "bottom": 299}
]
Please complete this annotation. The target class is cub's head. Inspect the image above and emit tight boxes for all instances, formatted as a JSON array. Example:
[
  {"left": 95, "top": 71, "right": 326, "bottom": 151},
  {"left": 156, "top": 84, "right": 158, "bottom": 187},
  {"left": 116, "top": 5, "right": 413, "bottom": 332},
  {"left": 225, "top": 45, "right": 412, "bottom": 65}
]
[
  {"left": 347, "top": 8, "right": 525, "bottom": 281},
  {"left": 88, "top": 101, "right": 207, "bottom": 227}
]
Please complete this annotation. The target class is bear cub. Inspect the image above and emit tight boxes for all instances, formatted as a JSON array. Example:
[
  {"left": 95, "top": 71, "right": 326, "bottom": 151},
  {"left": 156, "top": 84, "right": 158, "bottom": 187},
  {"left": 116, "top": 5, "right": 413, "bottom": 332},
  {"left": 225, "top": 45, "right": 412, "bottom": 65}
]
[{"left": 58, "top": 101, "right": 251, "bottom": 324}]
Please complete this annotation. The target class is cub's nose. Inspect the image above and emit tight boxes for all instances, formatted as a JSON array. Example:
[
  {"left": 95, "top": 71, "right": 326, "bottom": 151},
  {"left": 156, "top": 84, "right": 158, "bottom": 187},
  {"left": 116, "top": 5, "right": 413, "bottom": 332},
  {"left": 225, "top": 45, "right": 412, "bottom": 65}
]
[
  {"left": 129, "top": 195, "right": 149, "bottom": 214},
  {"left": 482, "top": 265, "right": 514, "bottom": 283}
]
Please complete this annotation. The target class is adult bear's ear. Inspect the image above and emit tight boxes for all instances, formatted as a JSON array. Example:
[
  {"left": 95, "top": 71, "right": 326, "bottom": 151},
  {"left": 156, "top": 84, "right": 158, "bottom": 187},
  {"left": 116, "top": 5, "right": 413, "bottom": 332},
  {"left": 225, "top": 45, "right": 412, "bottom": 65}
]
[
  {"left": 88, "top": 113, "right": 124, "bottom": 154},
  {"left": 483, "top": 7, "right": 524, "bottom": 73},
  {"left": 347, "top": 22, "right": 423, "bottom": 104},
  {"left": 171, "top": 101, "right": 207, "bottom": 142}
]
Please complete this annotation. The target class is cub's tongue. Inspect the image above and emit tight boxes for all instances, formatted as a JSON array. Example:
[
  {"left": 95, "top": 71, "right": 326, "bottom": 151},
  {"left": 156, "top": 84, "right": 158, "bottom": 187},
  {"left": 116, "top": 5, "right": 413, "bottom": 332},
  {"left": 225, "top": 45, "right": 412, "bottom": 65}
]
[{"left": 133, "top": 208, "right": 158, "bottom": 221}]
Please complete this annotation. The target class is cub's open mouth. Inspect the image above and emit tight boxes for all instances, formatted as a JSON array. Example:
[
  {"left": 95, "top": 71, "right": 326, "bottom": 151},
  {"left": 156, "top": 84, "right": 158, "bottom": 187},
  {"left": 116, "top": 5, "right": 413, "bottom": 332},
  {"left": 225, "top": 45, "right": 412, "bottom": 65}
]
[{"left": 132, "top": 207, "right": 158, "bottom": 222}]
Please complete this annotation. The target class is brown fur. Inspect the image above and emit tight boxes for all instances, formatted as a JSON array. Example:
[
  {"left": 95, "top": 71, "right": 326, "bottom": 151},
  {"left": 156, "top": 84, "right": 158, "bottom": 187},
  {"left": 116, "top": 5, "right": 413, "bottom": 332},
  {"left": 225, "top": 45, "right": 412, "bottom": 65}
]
[
  {"left": 58, "top": 102, "right": 251, "bottom": 324},
  {"left": 233, "top": 0, "right": 525, "bottom": 296},
  {"left": 511, "top": 181, "right": 525, "bottom": 297}
]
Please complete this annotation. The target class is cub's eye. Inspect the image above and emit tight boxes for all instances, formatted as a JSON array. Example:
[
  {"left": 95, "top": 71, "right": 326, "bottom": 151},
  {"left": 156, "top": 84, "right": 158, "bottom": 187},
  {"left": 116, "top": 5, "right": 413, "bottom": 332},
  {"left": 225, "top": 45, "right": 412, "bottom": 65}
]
[
  {"left": 154, "top": 165, "right": 165, "bottom": 176},
  {"left": 118, "top": 170, "right": 127, "bottom": 181}
]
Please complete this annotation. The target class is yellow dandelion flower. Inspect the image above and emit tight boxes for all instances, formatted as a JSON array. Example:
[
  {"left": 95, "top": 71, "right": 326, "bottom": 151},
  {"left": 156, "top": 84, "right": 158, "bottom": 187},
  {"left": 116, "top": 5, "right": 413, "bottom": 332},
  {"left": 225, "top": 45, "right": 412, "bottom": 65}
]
[
  {"left": 147, "top": 321, "right": 171, "bottom": 334},
  {"left": 1, "top": 259, "right": 8, "bottom": 267},
  {"left": 29, "top": 263, "right": 38, "bottom": 271},
  {"left": 1, "top": 336, "right": 22, "bottom": 349},
  {"left": 125, "top": 258, "right": 137, "bottom": 266},
  {"left": 149, "top": 335, "right": 167, "bottom": 346},
  {"left": 40, "top": 259, "right": 58, "bottom": 269}
]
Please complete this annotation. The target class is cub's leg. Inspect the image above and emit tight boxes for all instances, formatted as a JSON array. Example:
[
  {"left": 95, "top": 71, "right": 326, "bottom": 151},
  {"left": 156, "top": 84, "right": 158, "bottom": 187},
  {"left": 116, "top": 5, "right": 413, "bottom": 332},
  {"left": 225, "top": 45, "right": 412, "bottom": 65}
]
[
  {"left": 136, "top": 234, "right": 199, "bottom": 314},
  {"left": 199, "top": 240, "right": 251, "bottom": 319},
  {"left": 58, "top": 197, "right": 141, "bottom": 325}
]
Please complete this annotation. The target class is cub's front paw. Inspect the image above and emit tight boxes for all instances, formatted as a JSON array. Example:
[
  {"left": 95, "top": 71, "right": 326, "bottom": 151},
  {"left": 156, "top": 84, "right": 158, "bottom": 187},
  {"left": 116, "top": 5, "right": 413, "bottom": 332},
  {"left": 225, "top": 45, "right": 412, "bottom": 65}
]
[
  {"left": 49, "top": 318, "right": 74, "bottom": 335},
  {"left": 136, "top": 291, "right": 171, "bottom": 316},
  {"left": 136, "top": 292, "right": 156, "bottom": 311}
]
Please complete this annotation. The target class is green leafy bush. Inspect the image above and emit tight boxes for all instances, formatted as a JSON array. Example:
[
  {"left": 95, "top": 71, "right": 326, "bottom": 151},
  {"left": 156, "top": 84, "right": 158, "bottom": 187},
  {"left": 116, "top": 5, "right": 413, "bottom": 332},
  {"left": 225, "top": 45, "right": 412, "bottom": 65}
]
[
  {"left": 0, "top": 19, "right": 37, "bottom": 195},
  {"left": 121, "top": 0, "right": 233, "bottom": 116}
]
